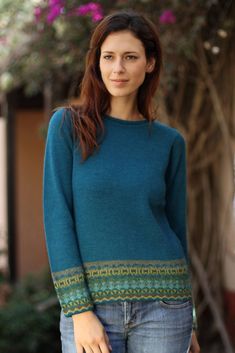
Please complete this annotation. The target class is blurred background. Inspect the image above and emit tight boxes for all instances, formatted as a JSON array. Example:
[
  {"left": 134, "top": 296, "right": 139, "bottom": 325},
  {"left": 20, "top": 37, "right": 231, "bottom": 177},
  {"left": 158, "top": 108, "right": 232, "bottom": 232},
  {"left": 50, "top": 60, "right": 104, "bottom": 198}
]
[{"left": 0, "top": 0, "right": 234, "bottom": 352}]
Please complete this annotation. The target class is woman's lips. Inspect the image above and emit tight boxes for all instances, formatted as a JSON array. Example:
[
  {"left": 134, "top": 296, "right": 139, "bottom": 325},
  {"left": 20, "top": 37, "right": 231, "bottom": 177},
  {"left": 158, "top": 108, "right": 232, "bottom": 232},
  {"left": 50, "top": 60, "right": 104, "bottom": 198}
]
[{"left": 110, "top": 79, "right": 129, "bottom": 86}]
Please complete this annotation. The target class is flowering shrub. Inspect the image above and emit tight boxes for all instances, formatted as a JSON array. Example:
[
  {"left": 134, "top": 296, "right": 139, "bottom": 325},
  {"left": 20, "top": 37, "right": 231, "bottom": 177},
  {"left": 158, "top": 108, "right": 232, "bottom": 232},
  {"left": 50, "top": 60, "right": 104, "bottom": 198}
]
[
  {"left": 34, "top": 0, "right": 104, "bottom": 24},
  {"left": 0, "top": 0, "right": 233, "bottom": 96}
]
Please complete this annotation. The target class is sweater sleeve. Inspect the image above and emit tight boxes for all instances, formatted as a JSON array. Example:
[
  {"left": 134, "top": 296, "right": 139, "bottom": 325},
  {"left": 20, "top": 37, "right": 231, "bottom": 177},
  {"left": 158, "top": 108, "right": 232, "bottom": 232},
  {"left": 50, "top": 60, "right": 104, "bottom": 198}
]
[
  {"left": 165, "top": 132, "right": 198, "bottom": 330},
  {"left": 43, "top": 108, "right": 94, "bottom": 317},
  {"left": 165, "top": 132, "right": 189, "bottom": 264}
]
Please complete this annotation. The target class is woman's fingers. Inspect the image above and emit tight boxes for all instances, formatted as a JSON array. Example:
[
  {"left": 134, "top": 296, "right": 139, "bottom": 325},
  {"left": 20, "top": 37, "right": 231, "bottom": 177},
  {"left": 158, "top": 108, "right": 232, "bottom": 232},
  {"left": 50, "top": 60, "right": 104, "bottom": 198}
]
[
  {"left": 98, "top": 338, "right": 112, "bottom": 353},
  {"left": 104, "top": 331, "right": 112, "bottom": 351},
  {"left": 76, "top": 334, "right": 111, "bottom": 353},
  {"left": 91, "top": 333, "right": 112, "bottom": 353},
  {"left": 86, "top": 339, "right": 110, "bottom": 353},
  {"left": 75, "top": 342, "right": 85, "bottom": 353},
  {"left": 83, "top": 344, "right": 98, "bottom": 353}
]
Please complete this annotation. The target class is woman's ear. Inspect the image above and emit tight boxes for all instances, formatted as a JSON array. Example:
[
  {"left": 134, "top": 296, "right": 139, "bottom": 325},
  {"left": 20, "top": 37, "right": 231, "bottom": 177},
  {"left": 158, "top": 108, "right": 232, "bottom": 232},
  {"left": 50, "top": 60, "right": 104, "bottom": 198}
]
[{"left": 146, "top": 58, "right": 156, "bottom": 73}]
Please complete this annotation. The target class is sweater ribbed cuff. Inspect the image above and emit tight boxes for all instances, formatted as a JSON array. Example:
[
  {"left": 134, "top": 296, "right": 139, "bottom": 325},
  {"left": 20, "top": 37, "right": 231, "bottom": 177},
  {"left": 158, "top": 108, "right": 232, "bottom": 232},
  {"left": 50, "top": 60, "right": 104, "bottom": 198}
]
[{"left": 52, "top": 266, "right": 94, "bottom": 317}]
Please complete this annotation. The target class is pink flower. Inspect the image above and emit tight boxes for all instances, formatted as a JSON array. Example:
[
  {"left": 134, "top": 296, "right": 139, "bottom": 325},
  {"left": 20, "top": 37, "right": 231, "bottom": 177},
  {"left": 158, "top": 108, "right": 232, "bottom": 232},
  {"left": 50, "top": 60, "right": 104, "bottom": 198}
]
[
  {"left": 73, "top": 2, "right": 103, "bottom": 21},
  {"left": 46, "top": 0, "right": 64, "bottom": 24},
  {"left": 44, "top": 1, "right": 103, "bottom": 23},
  {"left": 34, "top": 6, "right": 42, "bottom": 22},
  {"left": 88, "top": 2, "right": 102, "bottom": 11},
  {"left": 91, "top": 11, "right": 103, "bottom": 22},
  {"left": 46, "top": 1, "right": 64, "bottom": 24},
  {"left": 159, "top": 9, "right": 176, "bottom": 24},
  {"left": 75, "top": 4, "right": 91, "bottom": 16},
  {"left": 49, "top": 0, "right": 62, "bottom": 6}
]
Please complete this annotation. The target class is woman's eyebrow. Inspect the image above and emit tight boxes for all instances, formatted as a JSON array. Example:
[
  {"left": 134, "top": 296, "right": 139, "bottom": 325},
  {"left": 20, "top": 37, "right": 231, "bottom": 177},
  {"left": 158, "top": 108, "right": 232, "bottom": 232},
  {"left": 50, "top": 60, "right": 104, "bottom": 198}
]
[{"left": 101, "top": 51, "right": 139, "bottom": 54}]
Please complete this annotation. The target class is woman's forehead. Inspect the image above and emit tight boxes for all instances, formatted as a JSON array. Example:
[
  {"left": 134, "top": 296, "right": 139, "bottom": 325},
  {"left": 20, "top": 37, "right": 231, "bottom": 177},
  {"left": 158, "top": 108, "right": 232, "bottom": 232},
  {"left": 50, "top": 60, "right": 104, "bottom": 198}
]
[{"left": 100, "top": 31, "right": 145, "bottom": 52}]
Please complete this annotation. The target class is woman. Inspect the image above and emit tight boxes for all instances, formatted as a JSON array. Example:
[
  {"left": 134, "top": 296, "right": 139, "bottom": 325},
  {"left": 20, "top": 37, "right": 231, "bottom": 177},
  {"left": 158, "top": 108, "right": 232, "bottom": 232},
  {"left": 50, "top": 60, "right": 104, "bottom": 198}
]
[{"left": 43, "top": 9, "right": 200, "bottom": 353}]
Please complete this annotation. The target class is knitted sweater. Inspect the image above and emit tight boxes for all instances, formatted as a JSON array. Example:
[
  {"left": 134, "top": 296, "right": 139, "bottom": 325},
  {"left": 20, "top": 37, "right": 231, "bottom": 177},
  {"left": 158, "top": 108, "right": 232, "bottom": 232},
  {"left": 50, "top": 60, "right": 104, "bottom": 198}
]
[{"left": 43, "top": 108, "right": 197, "bottom": 329}]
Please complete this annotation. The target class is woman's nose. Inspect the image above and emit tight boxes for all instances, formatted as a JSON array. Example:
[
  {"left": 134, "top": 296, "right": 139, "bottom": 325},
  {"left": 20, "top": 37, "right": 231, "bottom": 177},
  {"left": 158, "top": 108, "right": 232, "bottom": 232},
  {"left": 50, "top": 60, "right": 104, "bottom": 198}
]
[{"left": 112, "top": 59, "right": 125, "bottom": 73}]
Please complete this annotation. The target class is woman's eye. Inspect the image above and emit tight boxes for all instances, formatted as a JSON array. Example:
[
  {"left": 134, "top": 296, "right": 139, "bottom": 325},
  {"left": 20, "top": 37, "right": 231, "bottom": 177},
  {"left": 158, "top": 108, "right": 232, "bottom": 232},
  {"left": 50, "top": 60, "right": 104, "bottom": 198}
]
[
  {"left": 102, "top": 55, "right": 138, "bottom": 60},
  {"left": 126, "top": 55, "right": 138, "bottom": 60},
  {"left": 103, "top": 55, "right": 112, "bottom": 60}
]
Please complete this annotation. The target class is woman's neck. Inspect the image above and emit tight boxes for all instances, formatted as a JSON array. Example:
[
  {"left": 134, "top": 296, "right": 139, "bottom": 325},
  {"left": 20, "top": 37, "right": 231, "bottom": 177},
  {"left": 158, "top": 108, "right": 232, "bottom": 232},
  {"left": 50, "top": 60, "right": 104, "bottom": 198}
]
[{"left": 108, "top": 96, "right": 145, "bottom": 121}]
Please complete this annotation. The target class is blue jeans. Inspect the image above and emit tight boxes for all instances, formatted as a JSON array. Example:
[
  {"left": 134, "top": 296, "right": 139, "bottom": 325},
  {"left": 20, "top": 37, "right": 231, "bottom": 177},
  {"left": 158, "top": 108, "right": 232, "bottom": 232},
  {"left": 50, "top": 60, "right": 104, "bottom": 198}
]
[{"left": 60, "top": 299, "right": 193, "bottom": 353}]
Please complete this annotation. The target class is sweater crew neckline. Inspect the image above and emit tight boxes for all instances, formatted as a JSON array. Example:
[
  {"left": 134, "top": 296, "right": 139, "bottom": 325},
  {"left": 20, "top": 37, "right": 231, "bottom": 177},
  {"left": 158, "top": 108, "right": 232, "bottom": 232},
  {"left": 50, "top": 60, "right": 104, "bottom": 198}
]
[{"left": 103, "top": 114, "right": 149, "bottom": 126}]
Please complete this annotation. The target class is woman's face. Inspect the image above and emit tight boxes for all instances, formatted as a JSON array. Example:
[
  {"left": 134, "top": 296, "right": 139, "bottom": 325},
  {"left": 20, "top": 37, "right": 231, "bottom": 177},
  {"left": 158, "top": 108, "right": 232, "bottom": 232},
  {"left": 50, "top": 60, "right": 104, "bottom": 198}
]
[{"left": 99, "top": 30, "right": 155, "bottom": 99}]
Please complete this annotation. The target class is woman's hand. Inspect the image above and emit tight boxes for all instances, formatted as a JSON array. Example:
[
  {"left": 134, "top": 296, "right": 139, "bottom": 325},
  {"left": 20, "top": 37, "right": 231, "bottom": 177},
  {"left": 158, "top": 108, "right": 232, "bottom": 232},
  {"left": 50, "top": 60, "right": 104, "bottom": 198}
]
[
  {"left": 189, "top": 330, "right": 200, "bottom": 353},
  {"left": 72, "top": 310, "right": 112, "bottom": 353}
]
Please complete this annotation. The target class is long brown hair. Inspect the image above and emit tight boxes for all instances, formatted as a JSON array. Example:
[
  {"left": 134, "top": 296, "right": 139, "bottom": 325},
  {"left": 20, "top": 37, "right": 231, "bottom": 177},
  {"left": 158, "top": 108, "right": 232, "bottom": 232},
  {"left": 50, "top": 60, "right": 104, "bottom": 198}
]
[{"left": 58, "top": 9, "right": 163, "bottom": 162}]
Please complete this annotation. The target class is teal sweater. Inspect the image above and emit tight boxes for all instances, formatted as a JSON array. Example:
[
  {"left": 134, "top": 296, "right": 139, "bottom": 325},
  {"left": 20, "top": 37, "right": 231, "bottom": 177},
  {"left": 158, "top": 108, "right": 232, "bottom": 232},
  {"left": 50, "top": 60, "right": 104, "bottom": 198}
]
[{"left": 43, "top": 108, "right": 197, "bottom": 329}]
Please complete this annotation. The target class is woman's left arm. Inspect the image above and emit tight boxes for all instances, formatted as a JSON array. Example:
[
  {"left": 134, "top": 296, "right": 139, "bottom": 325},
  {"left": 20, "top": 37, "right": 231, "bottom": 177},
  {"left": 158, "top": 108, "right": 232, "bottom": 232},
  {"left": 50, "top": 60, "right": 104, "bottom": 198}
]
[
  {"left": 165, "top": 133, "right": 189, "bottom": 263},
  {"left": 165, "top": 132, "right": 200, "bottom": 350},
  {"left": 190, "top": 330, "right": 200, "bottom": 353}
]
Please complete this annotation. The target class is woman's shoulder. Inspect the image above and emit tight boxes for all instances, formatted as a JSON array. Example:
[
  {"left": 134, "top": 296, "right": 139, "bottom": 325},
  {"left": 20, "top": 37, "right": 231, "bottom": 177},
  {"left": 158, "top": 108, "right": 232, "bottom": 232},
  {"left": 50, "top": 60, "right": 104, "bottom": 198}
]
[
  {"left": 49, "top": 107, "right": 72, "bottom": 128},
  {"left": 153, "top": 119, "right": 186, "bottom": 144},
  {"left": 46, "top": 107, "right": 75, "bottom": 144}
]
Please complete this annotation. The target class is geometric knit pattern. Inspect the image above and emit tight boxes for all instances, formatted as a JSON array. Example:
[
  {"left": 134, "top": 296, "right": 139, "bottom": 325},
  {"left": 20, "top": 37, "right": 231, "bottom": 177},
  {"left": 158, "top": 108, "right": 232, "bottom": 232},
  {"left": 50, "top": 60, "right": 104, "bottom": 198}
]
[
  {"left": 53, "top": 258, "right": 192, "bottom": 317},
  {"left": 52, "top": 266, "right": 94, "bottom": 317}
]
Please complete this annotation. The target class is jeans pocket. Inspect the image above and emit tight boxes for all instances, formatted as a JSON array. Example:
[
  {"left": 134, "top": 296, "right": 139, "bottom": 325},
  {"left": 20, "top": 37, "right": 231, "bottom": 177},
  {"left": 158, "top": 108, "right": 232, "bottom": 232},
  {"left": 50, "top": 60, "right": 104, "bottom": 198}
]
[{"left": 159, "top": 299, "right": 192, "bottom": 309}]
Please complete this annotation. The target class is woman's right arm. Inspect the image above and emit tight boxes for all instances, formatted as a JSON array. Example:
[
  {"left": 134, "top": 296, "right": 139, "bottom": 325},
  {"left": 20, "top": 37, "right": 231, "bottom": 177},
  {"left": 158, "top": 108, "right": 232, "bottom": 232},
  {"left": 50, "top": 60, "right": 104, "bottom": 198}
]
[
  {"left": 43, "top": 108, "right": 112, "bottom": 352},
  {"left": 43, "top": 108, "right": 93, "bottom": 316}
]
